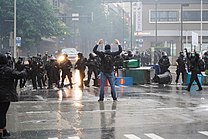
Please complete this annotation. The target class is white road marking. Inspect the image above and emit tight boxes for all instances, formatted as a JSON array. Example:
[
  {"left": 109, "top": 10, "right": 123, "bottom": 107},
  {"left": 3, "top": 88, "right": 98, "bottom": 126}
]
[
  {"left": 199, "top": 131, "right": 208, "bottom": 136},
  {"left": 68, "top": 137, "right": 80, "bottom": 139},
  {"left": 48, "top": 138, "right": 58, "bottom": 139},
  {"left": 124, "top": 134, "right": 141, "bottom": 139},
  {"left": 145, "top": 133, "right": 165, "bottom": 139}
]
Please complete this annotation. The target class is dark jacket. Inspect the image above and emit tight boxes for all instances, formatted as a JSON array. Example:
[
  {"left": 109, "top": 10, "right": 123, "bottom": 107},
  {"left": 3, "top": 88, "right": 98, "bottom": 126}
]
[
  {"left": 0, "top": 65, "right": 26, "bottom": 102},
  {"left": 186, "top": 52, "right": 200, "bottom": 72},
  {"left": 176, "top": 55, "right": 186, "bottom": 72},
  {"left": 93, "top": 44, "right": 122, "bottom": 73}
]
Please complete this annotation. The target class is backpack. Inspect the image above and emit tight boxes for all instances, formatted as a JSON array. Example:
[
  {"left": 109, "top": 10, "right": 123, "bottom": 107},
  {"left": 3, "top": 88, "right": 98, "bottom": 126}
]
[
  {"left": 198, "top": 59, "right": 205, "bottom": 71},
  {"left": 103, "top": 53, "right": 114, "bottom": 73}
]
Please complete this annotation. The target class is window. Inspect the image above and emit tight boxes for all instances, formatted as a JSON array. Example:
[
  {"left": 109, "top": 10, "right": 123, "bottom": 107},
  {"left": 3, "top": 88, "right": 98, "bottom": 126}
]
[
  {"left": 53, "top": 0, "right": 60, "bottom": 8},
  {"left": 150, "top": 11, "right": 178, "bottom": 22},
  {"left": 183, "top": 11, "right": 208, "bottom": 21}
]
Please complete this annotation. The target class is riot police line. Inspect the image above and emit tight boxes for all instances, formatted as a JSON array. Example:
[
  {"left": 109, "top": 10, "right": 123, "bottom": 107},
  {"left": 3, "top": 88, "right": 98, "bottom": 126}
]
[{"left": 2, "top": 48, "right": 208, "bottom": 91}]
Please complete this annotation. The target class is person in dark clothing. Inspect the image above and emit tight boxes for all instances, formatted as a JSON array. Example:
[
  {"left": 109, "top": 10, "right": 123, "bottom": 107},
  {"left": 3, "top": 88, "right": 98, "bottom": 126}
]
[
  {"left": 114, "top": 55, "right": 123, "bottom": 76},
  {"left": 74, "top": 53, "right": 87, "bottom": 88},
  {"left": 0, "top": 53, "right": 26, "bottom": 138},
  {"left": 29, "top": 56, "right": 39, "bottom": 90},
  {"left": 45, "top": 56, "right": 60, "bottom": 89},
  {"left": 185, "top": 48, "right": 202, "bottom": 91},
  {"left": 175, "top": 52, "right": 187, "bottom": 84},
  {"left": 86, "top": 53, "right": 99, "bottom": 87},
  {"left": 203, "top": 51, "right": 208, "bottom": 70},
  {"left": 93, "top": 39, "right": 122, "bottom": 101},
  {"left": 158, "top": 51, "right": 170, "bottom": 74},
  {"left": 5, "top": 52, "right": 14, "bottom": 68},
  {"left": 14, "top": 57, "right": 26, "bottom": 88},
  {"left": 59, "top": 54, "right": 73, "bottom": 88},
  {"left": 37, "top": 57, "right": 46, "bottom": 89}
]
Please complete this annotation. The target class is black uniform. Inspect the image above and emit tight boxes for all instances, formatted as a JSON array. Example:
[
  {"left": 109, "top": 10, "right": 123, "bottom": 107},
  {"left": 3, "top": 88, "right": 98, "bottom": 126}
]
[
  {"left": 175, "top": 53, "right": 186, "bottom": 84},
  {"left": 158, "top": 54, "right": 170, "bottom": 74},
  {"left": 45, "top": 58, "right": 60, "bottom": 89},
  {"left": 37, "top": 58, "right": 46, "bottom": 89},
  {"left": 60, "top": 57, "right": 73, "bottom": 88},
  {"left": 86, "top": 53, "right": 99, "bottom": 87},
  {"left": 203, "top": 52, "right": 208, "bottom": 70},
  {"left": 15, "top": 57, "right": 25, "bottom": 88},
  {"left": 30, "top": 57, "right": 38, "bottom": 90},
  {"left": 185, "top": 50, "right": 202, "bottom": 91},
  {"left": 75, "top": 53, "right": 87, "bottom": 88}
]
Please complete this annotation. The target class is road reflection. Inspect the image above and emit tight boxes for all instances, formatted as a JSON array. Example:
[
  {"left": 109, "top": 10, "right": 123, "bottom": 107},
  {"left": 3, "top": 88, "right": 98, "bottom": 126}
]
[{"left": 99, "top": 102, "right": 117, "bottom": 139}]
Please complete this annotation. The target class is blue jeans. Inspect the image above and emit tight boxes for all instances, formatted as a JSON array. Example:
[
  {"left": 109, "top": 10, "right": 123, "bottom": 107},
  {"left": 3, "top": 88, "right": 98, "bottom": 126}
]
[{"left": 99, "top": 71, "right": 117, "bottom": 100}]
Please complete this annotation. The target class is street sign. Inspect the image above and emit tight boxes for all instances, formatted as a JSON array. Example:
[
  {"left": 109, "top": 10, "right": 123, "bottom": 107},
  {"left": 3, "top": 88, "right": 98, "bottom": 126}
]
[
  {"left": 192, "top": 32, "right": 198, "bottom": 46},
  {"left": 72, "top": 13, "right": 79, "bottom": 21},
  {"left": 16, "top": 37, "right": 21, "bottom": 46}
]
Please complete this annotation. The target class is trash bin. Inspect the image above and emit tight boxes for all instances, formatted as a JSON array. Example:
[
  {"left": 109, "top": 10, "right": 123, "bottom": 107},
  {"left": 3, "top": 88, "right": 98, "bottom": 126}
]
[
  {"left": 115, "top": 77, "right": 133, "bottom": 86},
  {"left": 123, "top": 59, "right": 140, "bottom": 68},
  {"left": 186, "top": 72, "right": 203, "bottom": 85},
  {"left": 126, "top": 67, "right": 155, "bottom": 84},
  {"left": 153, "top": 71, "right": 172, "bottom": 84},
  {"left": 148, "top": 64, "right": 160, "bottom": 75}
]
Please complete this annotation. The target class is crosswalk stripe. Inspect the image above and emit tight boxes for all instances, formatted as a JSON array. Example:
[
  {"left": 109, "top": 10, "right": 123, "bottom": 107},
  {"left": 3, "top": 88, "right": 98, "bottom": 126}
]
[
  {"left": 68, "top": 137, "right": 80, "bottom": 139},
  {"left": 145, "top": 133, "right": 165, "bottom": 139},
  {"left": 124, "top": 134, "right": 141, "bottom": 139},
  {"left": 199, "top": 131, "right": 208, "bottom": 136}
]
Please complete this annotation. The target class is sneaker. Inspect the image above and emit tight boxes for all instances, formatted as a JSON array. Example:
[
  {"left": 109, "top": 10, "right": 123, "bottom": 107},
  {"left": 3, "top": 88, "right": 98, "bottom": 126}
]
[
  {"left": 3, "top": 129, "right": 10, "bottom": 137},
  {"left": 113, "top": 98, "right": 118, "bottom": 101},
  {"left": 197, "top": 88, "right": 202, "bottom": 91},
  {"left": 185, "top": 88, "right": 190, "bottom": 92},
  {"left": 98, "top": 99, "right": 104, "bottom": 102}
]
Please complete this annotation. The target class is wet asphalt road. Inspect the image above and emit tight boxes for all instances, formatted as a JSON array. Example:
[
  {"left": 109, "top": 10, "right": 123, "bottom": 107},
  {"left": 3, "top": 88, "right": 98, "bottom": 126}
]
[{"left": 5, "top": 80, "right": 208, "bottom": 139}]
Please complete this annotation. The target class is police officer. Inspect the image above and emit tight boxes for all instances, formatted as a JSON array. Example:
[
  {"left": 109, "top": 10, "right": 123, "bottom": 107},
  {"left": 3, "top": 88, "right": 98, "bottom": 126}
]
[
  {"left": 59, "top": 54, "right": 73, "bottom": 88},
  {"left": 185, "top": 49, "right": 202, "bottom": 91},
  {"left": 5, "top": 52, "right": 14, "bottom": 68},
  {"left": 158, "top": 51, "right": 170, "bottom": 74},
  {"left": 14, "top": 57, "right": 25, "bottom": 88},
  {"left": 29, "top": 56, "right": 38, "bottom": 90},
  {"left": 36, "top": 57, "right": 46, "bottom": 89},
  {"left": 175, "top": 52, "right": 187, "bottom": 84},
  {"left": 203, "top": 51, "right": 208, "bottom": 70},
  {"left": 45, "top": 56, "right": 60, "bottom": 89},
  {"left": 75, "top": 53, "right": 87, "bottom": 88},
  {"left": 86, "top": 53, "right": 99, "bottom": 87}
]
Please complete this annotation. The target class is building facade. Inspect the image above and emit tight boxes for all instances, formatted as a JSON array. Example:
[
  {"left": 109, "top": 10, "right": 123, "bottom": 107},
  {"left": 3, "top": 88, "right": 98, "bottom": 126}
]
[{"left": 134, "top": 0, "right": 208, "bottom": 63}]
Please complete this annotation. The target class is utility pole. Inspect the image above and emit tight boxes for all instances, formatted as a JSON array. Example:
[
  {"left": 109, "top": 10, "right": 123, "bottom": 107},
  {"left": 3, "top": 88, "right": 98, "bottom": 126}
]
[
  {"left": 200, "top": 0, "right": 203, "bottom": 51},
  {"left": 155, "top": 0, "right": 158, "bottom": 47},
  {"left": 13, "top": 0, "right": 17, "bottom": 58}
]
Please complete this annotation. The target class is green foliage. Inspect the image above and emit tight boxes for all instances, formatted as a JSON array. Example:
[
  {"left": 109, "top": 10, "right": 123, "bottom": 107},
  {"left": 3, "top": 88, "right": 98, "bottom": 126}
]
[{"left": 0, "top": 0, "right": 66, "bottom": 48}]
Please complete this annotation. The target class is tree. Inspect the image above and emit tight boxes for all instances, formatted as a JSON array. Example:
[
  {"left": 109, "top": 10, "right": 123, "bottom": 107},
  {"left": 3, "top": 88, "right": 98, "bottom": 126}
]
[
  {"left": 0, "top": 0, "right": 66, "bottom": 51},
  {"left": 63, "top": 0, "right": 126, "bottom": 55}
]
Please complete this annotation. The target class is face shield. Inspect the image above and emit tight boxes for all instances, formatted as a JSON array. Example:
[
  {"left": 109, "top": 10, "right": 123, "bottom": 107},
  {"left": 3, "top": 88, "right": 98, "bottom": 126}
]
[{"left": 191, "top": 52, "right": 195, "bottom": 57}]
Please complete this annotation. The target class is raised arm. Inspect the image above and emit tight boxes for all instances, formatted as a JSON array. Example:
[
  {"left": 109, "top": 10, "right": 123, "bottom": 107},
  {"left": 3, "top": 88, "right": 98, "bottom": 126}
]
[
  {"left": 93, "top": 39, "right": 103, "bottom": 56},
  {"left": 111, "top": 39, "right": 122, "bottom": 56}
]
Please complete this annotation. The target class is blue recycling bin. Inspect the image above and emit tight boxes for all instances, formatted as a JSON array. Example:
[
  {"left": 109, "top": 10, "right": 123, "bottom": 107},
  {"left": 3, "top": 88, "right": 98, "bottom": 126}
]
[
  {"left": 115, "top": 77, "right": 133, "bottom": 86},
  {"left": 186, "top": 72, "right": 203, "bottom": 85},
  {"left": 148, "top": 65, "right": 160, "bottom": 75}
]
